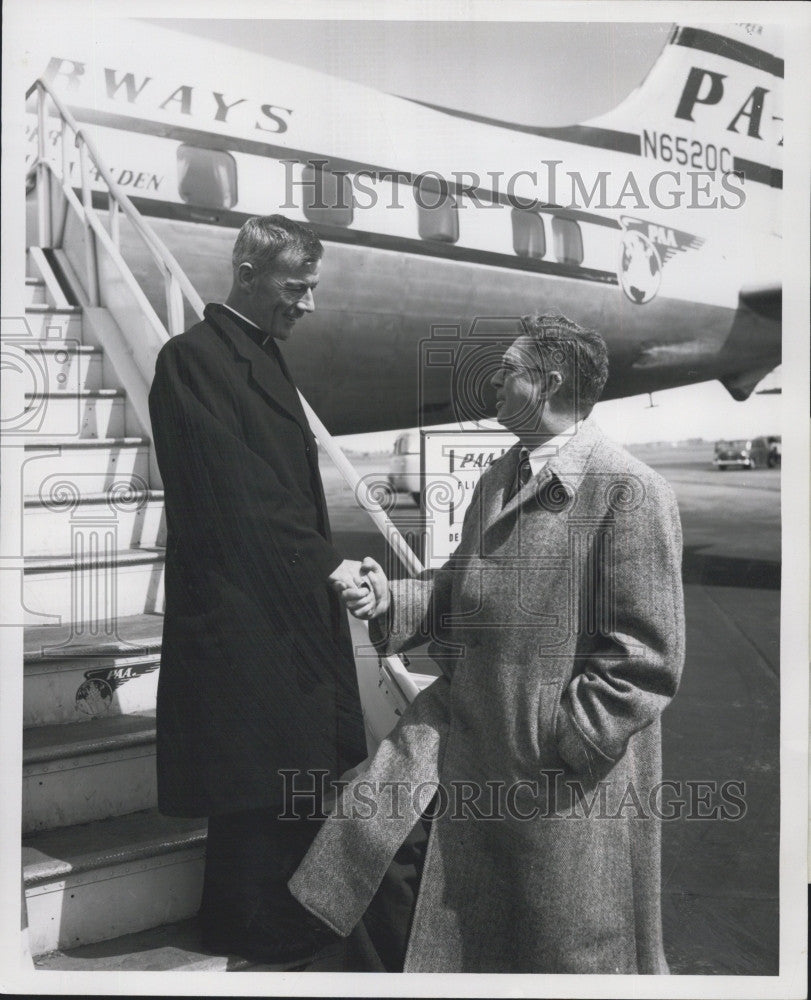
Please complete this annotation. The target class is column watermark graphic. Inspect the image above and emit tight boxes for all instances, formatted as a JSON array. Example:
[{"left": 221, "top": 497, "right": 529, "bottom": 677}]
[{"left": 3, "top": 312, "right": 155, "bottom": 652}]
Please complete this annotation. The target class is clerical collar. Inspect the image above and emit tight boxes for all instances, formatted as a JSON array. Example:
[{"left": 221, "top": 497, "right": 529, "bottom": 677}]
[{"left": 217, "top": 303, "right": 272, "bottom": 346}]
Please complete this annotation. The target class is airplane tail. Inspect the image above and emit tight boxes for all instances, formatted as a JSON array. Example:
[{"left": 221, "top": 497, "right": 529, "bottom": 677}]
[{"left": 587, "top": 23, "right": 783, "bottom": 190}]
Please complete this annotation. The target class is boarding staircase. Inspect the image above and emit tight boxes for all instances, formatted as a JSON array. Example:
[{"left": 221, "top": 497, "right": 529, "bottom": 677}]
[
  {"left": 16, "top": 78, "right": 421, "bottom": 972},
  {"left": 20, "top": 250, "right": 214, "bottom": 969}
]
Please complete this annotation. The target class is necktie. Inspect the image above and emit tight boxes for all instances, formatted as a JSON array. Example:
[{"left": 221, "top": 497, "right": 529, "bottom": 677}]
[{"left": 505, "top": 447, "right": 532, "bottom": 506}]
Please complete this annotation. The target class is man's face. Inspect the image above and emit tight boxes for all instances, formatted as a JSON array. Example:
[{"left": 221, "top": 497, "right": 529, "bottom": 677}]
[
  {"left": 246, "top": 249, "right": 322, "bottom": 341},
  {"left": 490, "top": 336, "right": 548, "bottom": 436}
]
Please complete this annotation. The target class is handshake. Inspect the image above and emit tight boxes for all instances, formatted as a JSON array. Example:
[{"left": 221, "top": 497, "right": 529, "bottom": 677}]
[{"left": 329, "top": 557, "right": 390, "bottom": 620}]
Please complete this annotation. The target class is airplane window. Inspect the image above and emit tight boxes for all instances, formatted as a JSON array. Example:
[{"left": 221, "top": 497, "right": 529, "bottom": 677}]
[
  {"left": 415, "top": 177, "right": 458, "bottom": 243},
  {"left": 301, "top": 165, "right": 354, "bottom": 227},
  {"left": 177, "top": 145, "right": 237, "bottom": 209},
  {"left": 511, "top": 209, "right": 546, "bottom": 259},
  {"left": 551, "top": 217, "right": 584, "bottom": 266}
]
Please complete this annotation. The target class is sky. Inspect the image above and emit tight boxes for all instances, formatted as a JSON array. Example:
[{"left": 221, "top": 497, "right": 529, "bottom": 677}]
[
  {"left": 144, "top": 19, "right": 672, "bottom": 127},
  {"left": 146, "top": 17, "right": 781, "bottom": 449}
]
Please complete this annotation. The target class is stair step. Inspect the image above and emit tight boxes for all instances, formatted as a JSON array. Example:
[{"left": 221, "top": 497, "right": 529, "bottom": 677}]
[
  {"left": 26, "top": 388, "right": 124, "bottom": 396},
  {"left": 23, "top": 808, "right": 206, "bottom": 956},
  {"left": 26, "top": 304, "right": 82, "bottom": 314},
  {"left": 24, "top": 306, "right": 84, "bottom": 341},
  {"left": 26, "top": 435, "right": 148, "bottom": 447},
  {"left": 24, "top": 547, "right": 165, "bottom": 625},
  {"left": 25, "top": 278, "right": 47, "bottom": 306},
  {"left": 33, "top": 916, "right": 363, "bottom": 972},
  {"left": 24, "top": 649, "right": 161, "bottom": 727},
  {"left": 25, "top": 610, "right": 165, "bottom": 662},
  {"left": 26, "top": 546, "right": 164, "bottom": 572},
  {"left": 23, "top": 438, "right": 150, "bottom": 494},
  {"left": 23, "top": 389, "right": 126, "bottom": 439},
  {"left": 34, "top": 918, "right": 254, "bottom": 972},
  {"left": 25, "top": 711, "right": 157, "bottom": 763},
  {"left": 24, "top": 613, "right": 165, "bottom": 725},
  {"left": 23, "top": 713, "right": 157, "bottom": 832},
  {"left": 23, "top": 342, "right": 103, "bottom": 393},
  {"left": 23, "top": 488, "right": 164, "bottom": 557}
]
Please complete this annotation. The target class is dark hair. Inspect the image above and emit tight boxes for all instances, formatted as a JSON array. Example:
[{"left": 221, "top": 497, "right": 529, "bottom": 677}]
[
  {"left": 519, "top": 312, "right": 609, "bottom": 415},
  {"left": 232, "top": 214, "right": 323, "bottom": 274}
]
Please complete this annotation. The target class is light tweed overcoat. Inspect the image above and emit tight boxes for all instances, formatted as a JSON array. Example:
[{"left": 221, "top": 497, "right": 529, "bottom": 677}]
[{"left": 290, "top": 420, "right": 685, "bottom": 973}]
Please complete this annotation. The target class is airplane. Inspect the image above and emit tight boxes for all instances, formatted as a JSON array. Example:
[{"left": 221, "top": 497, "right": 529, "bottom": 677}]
[
  {"left": 10, "top": 18, "right": 787, "bottom": 963},
  {"left": 23, "top": 19, "right": 782, "bottom": 435}
]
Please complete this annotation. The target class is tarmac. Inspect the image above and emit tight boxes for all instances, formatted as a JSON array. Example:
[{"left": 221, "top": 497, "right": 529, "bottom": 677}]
[{"left": 323, "top": 439, "right": 781, "bottom": 976}]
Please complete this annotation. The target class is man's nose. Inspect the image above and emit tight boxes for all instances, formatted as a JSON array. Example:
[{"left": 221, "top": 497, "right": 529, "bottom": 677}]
[
  {"left": 298, "top": 287, "right": 315, "bottom": 313},
  {"left": 491, "top": 368, "right": 503, "bottom": 388}
]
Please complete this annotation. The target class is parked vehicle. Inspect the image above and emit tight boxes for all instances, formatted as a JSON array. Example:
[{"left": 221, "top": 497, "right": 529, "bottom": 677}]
[
  {"left": 389, "top": 430, "right": 422, "bottom": 504},
  {"left": 713, "top": 436, "right": 778, "bottom": 470}
]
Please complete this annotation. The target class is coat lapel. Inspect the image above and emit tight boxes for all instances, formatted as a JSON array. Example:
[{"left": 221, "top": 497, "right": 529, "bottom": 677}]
[
  {"left": 485, "top": 419, "right": 604, "bottom": 530},
  {"left": 478, "top": 443, "right": 521, "bottom": 529},
  {"left": 543, "top": 418, "right": 604, "bottom": 492},
  {"left": 204, "top": 303, "right": 311, "bottom": 435}
]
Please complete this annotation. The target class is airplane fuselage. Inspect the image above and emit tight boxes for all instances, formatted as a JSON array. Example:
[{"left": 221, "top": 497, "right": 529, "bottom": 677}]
[{"left": 23, "top": 20, "right": 782, "bottom": 433}]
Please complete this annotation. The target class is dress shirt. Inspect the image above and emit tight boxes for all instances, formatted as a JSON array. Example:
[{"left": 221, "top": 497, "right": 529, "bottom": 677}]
[{"left": 524, "top": 423, "right": 582, "bottom": 477}]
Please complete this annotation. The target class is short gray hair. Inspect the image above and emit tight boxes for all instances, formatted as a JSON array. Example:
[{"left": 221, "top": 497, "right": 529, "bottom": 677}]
[
  {"left": 232, "top": 215, "right": 323, "bottom": 275},
  {"left": 519, "top": 313, "right": 609, "bottom": 415}
]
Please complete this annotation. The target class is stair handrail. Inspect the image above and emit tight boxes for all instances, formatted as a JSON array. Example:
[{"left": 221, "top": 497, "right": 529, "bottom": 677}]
[
  {"left": 27, "top": 75, "right": 425, "bottom": 703},
  {"left": 27, "top": 77, "right": 205, "bottom": 335}
]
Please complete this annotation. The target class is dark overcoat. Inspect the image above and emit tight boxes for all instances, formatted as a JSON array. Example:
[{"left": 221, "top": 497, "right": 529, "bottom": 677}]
[
  {"left": 290, "top": 420, "right": 685, "bottom": 972},
  {"left": 148, "top": 304, "right": 366, "bottom": 817}
]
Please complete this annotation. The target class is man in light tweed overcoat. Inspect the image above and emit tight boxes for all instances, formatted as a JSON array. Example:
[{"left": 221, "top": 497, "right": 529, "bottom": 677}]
[{"left": 289, "top": 314, "right": 686, "bottom": 973}]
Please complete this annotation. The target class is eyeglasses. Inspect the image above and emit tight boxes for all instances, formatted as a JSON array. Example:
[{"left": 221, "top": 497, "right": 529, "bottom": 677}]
[{"left": 496, "top": 359, "right": 539, "bottom": 378}]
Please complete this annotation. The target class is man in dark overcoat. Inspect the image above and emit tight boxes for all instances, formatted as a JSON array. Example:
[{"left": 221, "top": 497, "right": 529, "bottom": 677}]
[
  {"left": 148, "top": 215, "right": 371, "bottom": 965},
  {"left": 290, "top": 314, "right": 686, "bottom": 972}
]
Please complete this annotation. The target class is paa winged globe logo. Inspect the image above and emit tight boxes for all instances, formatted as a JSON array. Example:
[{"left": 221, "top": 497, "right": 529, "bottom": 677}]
[
  {"left": 618, "top": 217, "right": 705, "bottom": 305},
  {"left": 619, "top": 230, "right": 662, "bottom": 304}
]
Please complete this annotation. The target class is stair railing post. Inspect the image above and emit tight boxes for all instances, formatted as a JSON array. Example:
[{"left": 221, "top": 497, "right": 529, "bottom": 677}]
[
  {"left": 78, "top": 138, "right": 100, "bottom": 306},
  {"left": 35, "top": 84, "right": 52, "bottom": 247},
  {"left": 109, "top": 196, "right": 120, "bottom": 250},
  {"left": 164, "top": 270, "right": 185, "bottom": 338},
  {"left": 54, "top": 118, "right": 73, "bottom": 246}
]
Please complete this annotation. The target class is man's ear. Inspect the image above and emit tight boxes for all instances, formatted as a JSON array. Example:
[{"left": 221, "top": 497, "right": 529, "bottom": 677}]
[
  {"left": 236, "top": 262, "right": 255, "bottom": 292},
  {"left": 546, "top": 370, "right": 563, "bottom": 396}
]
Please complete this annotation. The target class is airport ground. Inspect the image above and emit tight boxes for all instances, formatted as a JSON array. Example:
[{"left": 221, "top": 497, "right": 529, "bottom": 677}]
[{"left": 323, "top": 439, "right": 781, "bottom": 975}]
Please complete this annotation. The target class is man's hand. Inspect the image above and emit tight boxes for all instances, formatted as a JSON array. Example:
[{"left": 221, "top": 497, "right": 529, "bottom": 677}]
[
  {"left": 328, "top": 559, "right": 364, "bottom": 592},
  {"left": 339, "top": 557, "right": 390, "bottom": 620},
  {"left": 328, "top": 559, "right": 376, "bottom": 618}
]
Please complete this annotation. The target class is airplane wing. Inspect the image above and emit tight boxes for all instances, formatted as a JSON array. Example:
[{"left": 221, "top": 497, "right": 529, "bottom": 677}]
[{"left": 739, "top": 283, "right": 782, "bottom": 321}]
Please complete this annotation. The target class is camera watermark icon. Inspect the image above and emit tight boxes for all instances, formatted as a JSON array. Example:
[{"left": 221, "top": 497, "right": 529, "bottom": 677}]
[
  {"left": 418, "top": 315, "right": 596, "bottom": 433},
  {"left": 418, "top": 318, "right": 521, "bottom": 429},
  {"left": 2, "top": 315, "right": 50, "bottom": 436},
  {"left": 2, "top": 314, "right": 84, "bottom": 437}
]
